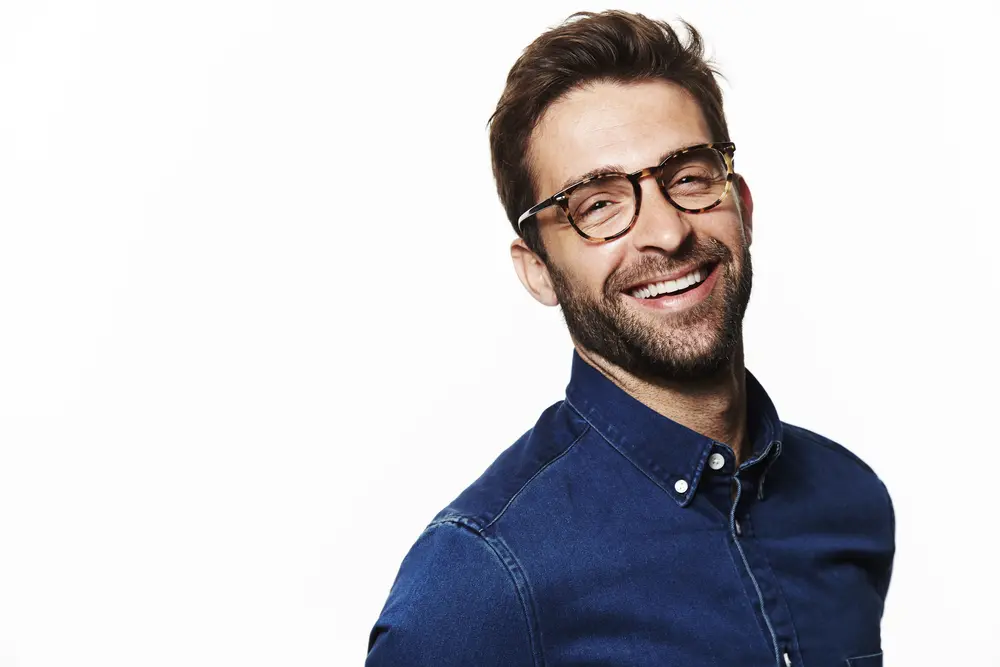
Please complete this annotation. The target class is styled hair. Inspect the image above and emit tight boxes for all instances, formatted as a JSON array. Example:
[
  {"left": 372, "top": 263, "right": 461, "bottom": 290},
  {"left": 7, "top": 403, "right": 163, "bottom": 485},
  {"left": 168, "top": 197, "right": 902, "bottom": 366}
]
[{"left": 488, "top": 10, "right": 730, "bottom": 259}]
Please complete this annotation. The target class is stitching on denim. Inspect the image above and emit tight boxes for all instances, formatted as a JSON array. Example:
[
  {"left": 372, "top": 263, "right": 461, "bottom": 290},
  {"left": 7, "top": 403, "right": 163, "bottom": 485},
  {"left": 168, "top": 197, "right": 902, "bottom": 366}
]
[
  {"left": 748, "top": 514, "right": 805, "bottom": 661},
  {"left": 729, "top": 476, "right": 782, "bottom": 667},
  {"left": 757, "top": 440, "right": 782, "bottom": 500},
  {"left": 722, "top": 528, "right": 760, "bottom": 602},
  {"left": 484, "top": 534, "right": 546, "bottom": 667},
  {"left": 483, "top": 422, "right": 591, "bottom": 531},
  {"left": 429, "top": 515, "right": 484, "bottom": 533},
  {"left": 566, "top": 398, "right": 680, "bottom": 502},
  {"left": 846, "top": 651, "right": 883, "bottom": 666},
  {"left": 721, "top": 524, "right": 775, "bottom": 658},
  {"left": 683, "top": 440, "right": 713, "bottom": 506},
  {"left": 739, "top": 436, "right": 777, "bottom": 472},
  {"left": 568, "top": 400, "right": 672, "bottom": 495},
  {"left": 432, "top": 519, "right": 544, "bottom": 667}
]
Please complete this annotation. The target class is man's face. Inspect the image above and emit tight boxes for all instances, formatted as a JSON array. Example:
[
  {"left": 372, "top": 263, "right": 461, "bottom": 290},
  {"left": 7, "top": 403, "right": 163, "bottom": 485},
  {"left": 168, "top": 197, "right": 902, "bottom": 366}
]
[{"left": 518, "top": 80, "right": 753, "bottom": 381}]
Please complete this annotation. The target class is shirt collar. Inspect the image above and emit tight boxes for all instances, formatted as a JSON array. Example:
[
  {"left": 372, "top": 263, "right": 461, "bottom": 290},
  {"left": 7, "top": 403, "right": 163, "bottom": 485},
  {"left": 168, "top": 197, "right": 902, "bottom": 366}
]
[{"left": 564, "top": 350, "right": 784, "bottom": 506}]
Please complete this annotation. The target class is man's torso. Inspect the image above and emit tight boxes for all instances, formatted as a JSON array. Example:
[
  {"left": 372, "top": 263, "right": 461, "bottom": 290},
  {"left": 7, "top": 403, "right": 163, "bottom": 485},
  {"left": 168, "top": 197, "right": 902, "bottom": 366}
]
[{"left": 366, "top": 355, "right": 894, "bottom": 667}]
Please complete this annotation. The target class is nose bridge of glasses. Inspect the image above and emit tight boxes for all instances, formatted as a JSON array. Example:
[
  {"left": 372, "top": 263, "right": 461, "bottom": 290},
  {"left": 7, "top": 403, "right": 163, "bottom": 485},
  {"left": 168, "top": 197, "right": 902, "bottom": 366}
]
[
  {"left": 631, "top": 164, "right": 682, "bottom": 216},
  {"left": 628, "top": 173, "right": 691, "bottom": 247}
]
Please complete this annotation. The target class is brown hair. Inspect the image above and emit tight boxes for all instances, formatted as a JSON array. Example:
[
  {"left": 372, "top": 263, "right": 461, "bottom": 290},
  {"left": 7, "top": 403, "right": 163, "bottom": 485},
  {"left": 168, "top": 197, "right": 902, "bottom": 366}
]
[{"left": 488, "top": 10, "right": 730, "bottom": 259}]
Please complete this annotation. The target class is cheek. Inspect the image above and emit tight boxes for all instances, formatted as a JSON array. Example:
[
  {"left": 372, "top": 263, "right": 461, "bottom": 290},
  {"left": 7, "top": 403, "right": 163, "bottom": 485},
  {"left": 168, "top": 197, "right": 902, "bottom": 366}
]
[
  {"left": 574, "top": 244, "right": 629, "bottom": 297},
  {"left": 700, "top": 210, "right": 747, "bottom": 251},
  {"left": 548, "top": 230, "right": 626, "bottom": 292},
  {"left": 728, "top": 209, "right": 750, "bottom": 244}
]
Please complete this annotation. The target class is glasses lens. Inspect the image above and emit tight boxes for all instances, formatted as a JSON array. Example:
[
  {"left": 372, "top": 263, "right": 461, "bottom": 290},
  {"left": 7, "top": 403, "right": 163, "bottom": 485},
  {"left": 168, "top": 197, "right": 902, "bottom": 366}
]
[
  {"left": 659, "top": 147, "right": 730, "bottom": 211},
  {"left": 566, "top": 175, "right": 636, "bottom": 238}
]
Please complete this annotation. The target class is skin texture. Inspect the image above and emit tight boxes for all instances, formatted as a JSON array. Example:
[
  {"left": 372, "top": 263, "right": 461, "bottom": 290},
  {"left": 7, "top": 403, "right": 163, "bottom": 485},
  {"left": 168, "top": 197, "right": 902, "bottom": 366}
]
[{"left": 510, "top": 80, "right": 757, "bottom": 459}]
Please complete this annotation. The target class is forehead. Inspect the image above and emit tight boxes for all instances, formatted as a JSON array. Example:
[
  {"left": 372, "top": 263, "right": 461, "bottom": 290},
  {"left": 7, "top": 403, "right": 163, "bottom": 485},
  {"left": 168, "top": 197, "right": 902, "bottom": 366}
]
[{"left": 529, "top": 80, "right": 712, "bottom": 197}]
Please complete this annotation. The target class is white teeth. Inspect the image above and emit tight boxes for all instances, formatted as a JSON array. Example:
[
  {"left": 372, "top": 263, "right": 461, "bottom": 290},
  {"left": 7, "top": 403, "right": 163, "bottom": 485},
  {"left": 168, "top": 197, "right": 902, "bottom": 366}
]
[{"left": 630, "top": 267, "right": 708, "bottom": 299}]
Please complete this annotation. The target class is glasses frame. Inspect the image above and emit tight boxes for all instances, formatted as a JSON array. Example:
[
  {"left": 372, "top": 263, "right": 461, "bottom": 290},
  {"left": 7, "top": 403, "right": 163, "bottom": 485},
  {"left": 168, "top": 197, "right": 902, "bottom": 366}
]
[{"left": 516, "top": 141, "right": 737, "bottom": 242}]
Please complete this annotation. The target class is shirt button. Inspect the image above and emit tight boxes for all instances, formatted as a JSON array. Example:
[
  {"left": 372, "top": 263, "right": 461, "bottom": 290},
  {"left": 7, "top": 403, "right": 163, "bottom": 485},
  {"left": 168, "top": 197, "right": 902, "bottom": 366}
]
[
  {"left": 674, "top": 479, "right": 689, "bottom": 494},
  {"left": 708, "top": 453, "right": 725, "bottom": 471}
]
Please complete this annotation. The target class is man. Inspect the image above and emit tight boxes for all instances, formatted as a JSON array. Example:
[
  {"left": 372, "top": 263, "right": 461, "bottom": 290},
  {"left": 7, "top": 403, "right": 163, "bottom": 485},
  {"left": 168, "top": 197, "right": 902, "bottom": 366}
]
[{"left": 366, "top": 10, "right": 893, "bottom": 667}]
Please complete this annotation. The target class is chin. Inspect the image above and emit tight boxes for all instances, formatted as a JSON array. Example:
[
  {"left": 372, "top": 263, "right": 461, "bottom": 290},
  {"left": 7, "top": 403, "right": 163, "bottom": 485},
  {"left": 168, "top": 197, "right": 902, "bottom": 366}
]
[{"left": 638, "top": 325, "right": 739, "bottom": 379}]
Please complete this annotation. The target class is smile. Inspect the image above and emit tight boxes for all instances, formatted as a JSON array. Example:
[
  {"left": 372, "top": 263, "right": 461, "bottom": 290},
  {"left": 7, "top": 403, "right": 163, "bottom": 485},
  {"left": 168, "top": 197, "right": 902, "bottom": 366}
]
[{"left": 628, "top": 263, "right": 716, "bottom": 299}]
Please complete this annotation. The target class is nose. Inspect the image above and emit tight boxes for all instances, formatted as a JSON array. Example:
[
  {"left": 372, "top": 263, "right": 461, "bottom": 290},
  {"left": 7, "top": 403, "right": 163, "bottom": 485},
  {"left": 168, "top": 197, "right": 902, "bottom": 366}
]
[{"left": 627, "top": 178, "right": 693, "bottom": 254}]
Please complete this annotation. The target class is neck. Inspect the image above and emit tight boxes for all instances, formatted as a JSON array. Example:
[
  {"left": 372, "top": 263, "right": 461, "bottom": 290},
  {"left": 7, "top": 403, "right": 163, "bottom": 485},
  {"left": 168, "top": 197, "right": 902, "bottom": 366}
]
[{"left": 576, "top": 343, "right": 749, "bottom": 462}]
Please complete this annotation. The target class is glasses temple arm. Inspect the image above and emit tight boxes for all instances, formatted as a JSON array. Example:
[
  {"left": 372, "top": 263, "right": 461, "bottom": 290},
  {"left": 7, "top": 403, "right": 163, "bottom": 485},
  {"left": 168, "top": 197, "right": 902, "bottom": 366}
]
[{"left": 516, "top": 197, "right": 559, "bottom": 230}]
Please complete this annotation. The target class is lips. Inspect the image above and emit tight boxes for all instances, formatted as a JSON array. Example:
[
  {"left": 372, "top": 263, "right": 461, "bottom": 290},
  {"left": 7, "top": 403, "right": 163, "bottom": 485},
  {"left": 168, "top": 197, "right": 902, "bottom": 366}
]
[{"left": 626, "top": 262, "right": 717, "bottom": 299}]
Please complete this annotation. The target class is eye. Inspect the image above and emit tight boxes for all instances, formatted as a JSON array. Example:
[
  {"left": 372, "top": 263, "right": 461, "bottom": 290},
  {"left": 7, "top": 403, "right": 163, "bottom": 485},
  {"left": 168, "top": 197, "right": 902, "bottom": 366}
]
[
  {"left": 566, "top": 175, "right": 634, "bottom": 228},
  {"left": 671, "top": 171, "right": 713, "bottom": 187},
  {"left": 585, "top": 200, "right": 613, "bottom": 213},
  {"left": 572, "top": 194, "right": 627, "bottom": 220}
]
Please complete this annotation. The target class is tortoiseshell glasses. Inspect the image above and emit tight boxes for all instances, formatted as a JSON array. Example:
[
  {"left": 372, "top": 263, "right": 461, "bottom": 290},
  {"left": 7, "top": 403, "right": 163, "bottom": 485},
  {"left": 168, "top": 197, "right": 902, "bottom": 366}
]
[{"left": 517, "top": 142, "right": 736, "bottom": 242}]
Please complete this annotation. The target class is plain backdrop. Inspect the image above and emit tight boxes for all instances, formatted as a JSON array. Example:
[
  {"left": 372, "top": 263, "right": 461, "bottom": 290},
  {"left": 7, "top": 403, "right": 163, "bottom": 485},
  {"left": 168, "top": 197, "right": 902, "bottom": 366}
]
[{"left": 1, "top": 1, "right": 998, "bottom": 665}]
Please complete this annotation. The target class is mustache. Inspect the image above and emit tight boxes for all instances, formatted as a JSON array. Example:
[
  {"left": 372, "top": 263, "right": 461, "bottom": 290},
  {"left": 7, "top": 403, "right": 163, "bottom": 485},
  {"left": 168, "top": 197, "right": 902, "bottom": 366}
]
[{"left": 606, "top": 239, "right": 733, "bottom": 296}]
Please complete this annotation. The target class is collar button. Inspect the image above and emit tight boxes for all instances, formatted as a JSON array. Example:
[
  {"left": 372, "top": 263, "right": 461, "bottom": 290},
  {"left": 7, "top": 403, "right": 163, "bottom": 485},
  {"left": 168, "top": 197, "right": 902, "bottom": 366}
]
[{"left": 674, "top": 479, "right": 689, "bottom": 494}]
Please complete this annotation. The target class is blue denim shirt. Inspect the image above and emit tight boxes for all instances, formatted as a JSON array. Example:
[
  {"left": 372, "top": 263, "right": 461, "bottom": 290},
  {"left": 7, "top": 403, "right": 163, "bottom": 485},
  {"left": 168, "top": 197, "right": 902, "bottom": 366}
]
[{"left": 367, "top": 353, "right": 894, "bottom": 667}]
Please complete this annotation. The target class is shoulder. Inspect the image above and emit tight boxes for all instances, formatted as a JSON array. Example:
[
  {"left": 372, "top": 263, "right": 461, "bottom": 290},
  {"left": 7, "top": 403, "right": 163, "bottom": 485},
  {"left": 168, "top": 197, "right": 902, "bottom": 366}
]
[
  {"left": 782, "top": 422, "right": 878, "bottom": 474},
  {"left": 775, "top": 423, "right": 895, "bottom": 598},
  {"left": 367, "top": 400, "right": 591, "bottom": 665},
  {"left": 780, "top": 422, "right": 892, "bottom": 506},
  {"left": 366, "top": 521, "right": 539, "bottom": 666},
  {"left": 434, "top": 398, "right": 592, "bottom": 530}
]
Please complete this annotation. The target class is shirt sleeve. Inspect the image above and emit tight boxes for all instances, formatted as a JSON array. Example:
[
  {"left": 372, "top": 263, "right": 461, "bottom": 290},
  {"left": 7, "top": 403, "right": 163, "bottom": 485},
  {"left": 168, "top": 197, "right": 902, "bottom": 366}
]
[{"left": 365, "top": 520, "right": 535, "bottom": 667}]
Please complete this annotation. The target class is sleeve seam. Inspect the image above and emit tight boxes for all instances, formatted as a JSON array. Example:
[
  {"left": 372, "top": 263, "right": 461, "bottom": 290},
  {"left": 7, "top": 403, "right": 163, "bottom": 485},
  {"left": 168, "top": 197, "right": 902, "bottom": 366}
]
[{"left": 430, "top": 519, "right": 544, "bottom": 667}]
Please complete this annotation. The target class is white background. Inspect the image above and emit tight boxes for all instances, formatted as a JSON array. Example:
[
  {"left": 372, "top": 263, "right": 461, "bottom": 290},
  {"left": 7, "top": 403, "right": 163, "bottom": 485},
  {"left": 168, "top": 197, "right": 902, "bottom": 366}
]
[{"left": 1, "top": 1, "right": 998, "bottom": 665}]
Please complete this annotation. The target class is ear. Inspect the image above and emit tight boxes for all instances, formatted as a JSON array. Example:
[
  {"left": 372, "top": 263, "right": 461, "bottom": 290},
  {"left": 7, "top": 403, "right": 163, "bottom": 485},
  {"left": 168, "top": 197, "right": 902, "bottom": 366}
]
[
  {"left": 734, "top": 174, "right": 754, "bottom": 246},
  {"left": 511, "top": 238, "right": 559, "bottom": 307}
]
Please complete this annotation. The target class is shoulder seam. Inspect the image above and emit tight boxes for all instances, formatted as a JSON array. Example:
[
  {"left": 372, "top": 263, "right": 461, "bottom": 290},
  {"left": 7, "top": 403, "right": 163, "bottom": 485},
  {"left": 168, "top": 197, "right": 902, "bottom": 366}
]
[
  {"left": 428, "top": 519, "right": 545, "bottom": 667},
  {"left": 482, "top": 422, "right": 592, "bottom": 531}
]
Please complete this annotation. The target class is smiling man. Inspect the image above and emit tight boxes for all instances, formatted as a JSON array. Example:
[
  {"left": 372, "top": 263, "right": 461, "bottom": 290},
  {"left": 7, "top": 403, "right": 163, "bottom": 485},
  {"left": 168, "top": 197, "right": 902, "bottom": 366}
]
[{"left": 366, "top": 11, "right": 894, "bottom": 667}]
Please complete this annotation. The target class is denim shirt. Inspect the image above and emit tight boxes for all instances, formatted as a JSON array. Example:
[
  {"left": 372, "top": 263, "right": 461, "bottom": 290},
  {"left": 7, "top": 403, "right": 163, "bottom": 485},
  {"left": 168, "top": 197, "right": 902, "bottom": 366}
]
[{"left": 366, "top": 353, "right": 894, "bottom": 667}]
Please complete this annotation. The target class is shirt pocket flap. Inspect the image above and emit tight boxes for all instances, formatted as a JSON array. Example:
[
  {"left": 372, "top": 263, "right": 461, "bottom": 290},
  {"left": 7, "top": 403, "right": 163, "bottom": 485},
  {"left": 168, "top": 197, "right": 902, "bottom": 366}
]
[{"left": 846, "top": 652, "right": 883, "bottom": 666}]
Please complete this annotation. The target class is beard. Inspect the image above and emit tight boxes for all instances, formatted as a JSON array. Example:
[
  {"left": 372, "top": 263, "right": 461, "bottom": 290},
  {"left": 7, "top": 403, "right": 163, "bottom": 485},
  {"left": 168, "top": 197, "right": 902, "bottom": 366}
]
[{"left": 547, "top": 237, "right": 753, "bottom": 383}]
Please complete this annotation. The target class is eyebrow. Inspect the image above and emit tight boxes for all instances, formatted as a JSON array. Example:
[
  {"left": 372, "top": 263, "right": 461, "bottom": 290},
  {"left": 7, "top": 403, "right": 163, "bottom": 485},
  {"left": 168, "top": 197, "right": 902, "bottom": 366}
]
[{"left": 554, "top": 145, "right": 687, "bottom": 194}]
